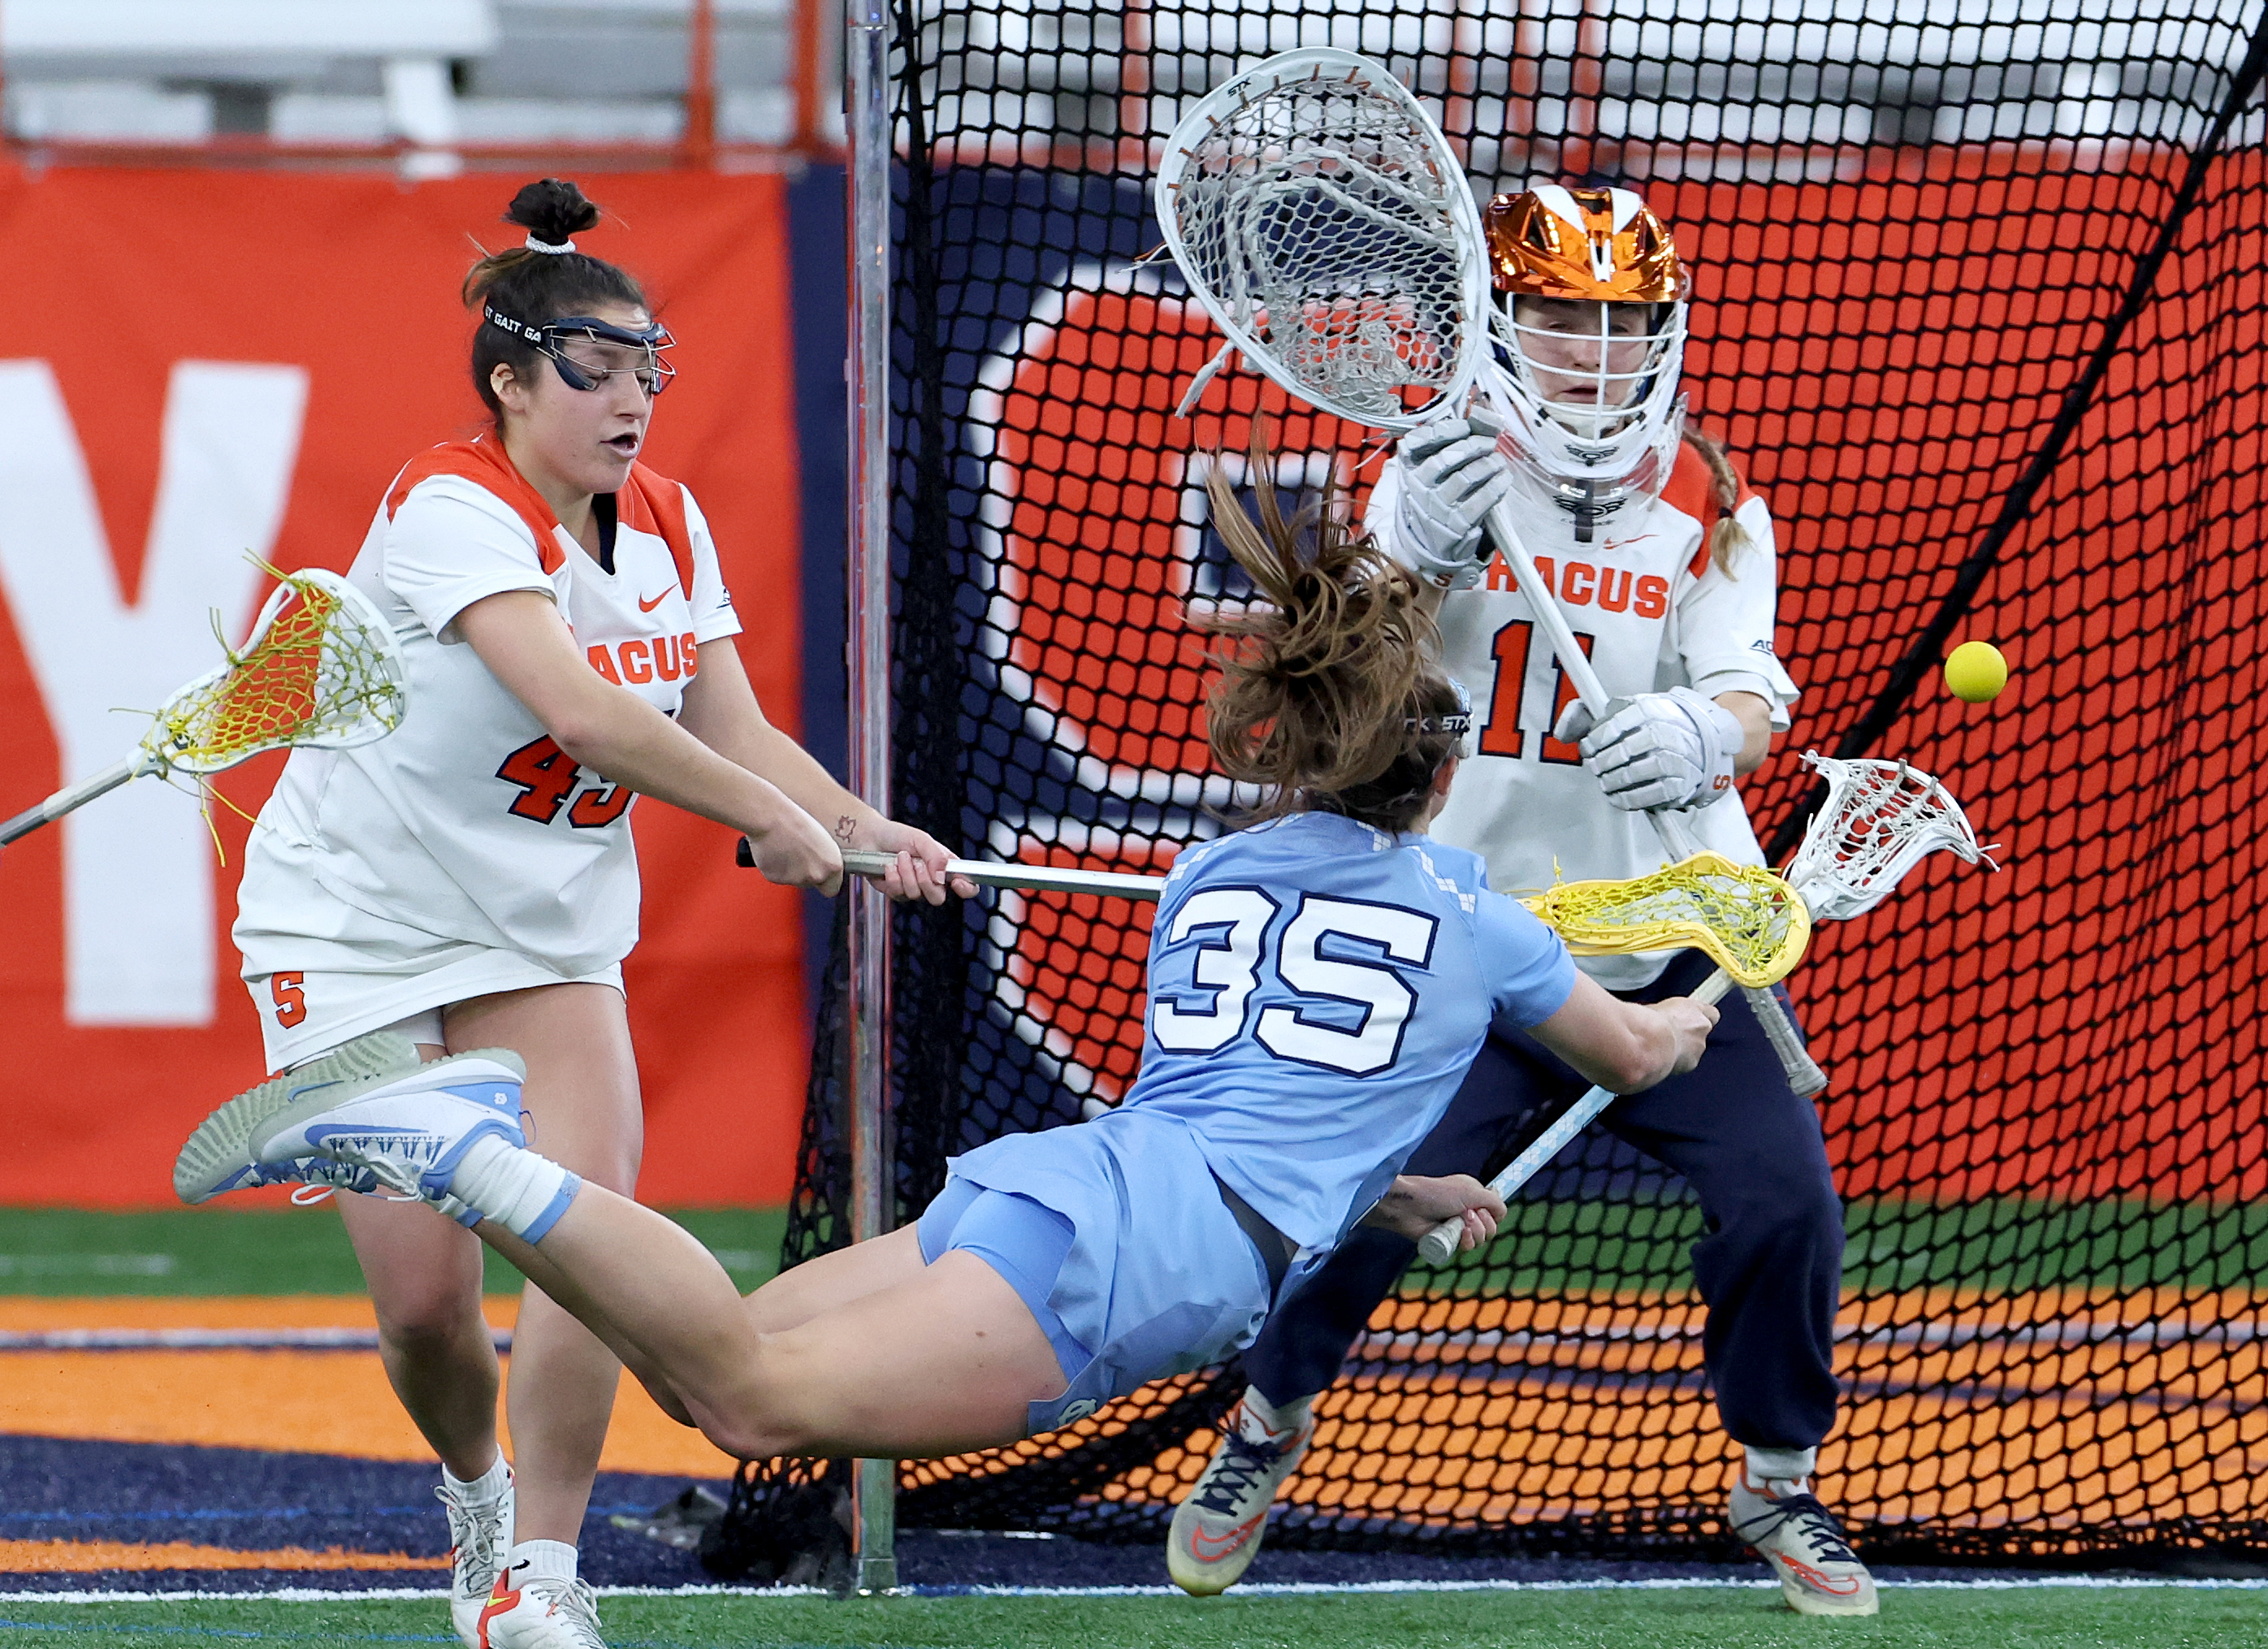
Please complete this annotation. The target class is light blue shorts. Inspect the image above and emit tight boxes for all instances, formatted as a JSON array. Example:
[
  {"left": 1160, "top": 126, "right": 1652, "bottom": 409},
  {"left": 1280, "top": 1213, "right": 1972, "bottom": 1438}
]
[{"left": 916, "top": 1107, "right": 1288, "bottom": 1436}]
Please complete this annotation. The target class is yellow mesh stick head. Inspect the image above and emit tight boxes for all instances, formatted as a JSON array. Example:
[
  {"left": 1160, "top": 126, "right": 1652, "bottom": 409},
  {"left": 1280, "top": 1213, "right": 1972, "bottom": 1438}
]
[
  {"left": 143, "top": 567, "right": 408, "bottom": 777},
  {"left": 1520, "top": 851, "right": 1811, "bottom": 989}
]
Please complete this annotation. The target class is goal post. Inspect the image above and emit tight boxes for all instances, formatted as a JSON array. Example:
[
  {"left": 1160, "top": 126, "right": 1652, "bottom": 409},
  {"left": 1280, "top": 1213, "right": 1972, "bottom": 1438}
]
[{"left": 844, "top": 0, "right": 896, "bottom": 1595}]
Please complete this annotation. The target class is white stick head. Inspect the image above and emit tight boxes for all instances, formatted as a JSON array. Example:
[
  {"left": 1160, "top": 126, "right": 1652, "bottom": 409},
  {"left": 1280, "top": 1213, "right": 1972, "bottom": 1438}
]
[
  {"left": 1153, "top": 49, "right": 1492, "bottom": 432},
  {"left": 1785, "top": 751, "right": 1997, "bottom": 922}
]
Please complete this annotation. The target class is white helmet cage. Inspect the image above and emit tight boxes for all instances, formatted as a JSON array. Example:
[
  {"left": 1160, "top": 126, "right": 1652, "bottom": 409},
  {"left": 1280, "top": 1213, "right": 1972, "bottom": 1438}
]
[{"left": 1478, "top": 185, "right": 1690, "bottom": 545}]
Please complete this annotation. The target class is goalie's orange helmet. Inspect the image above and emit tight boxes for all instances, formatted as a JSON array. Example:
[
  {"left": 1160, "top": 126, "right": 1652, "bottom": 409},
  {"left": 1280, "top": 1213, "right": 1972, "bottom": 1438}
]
[{"left": 1483, "top": 185, "right": 1689, "bottom": 305}]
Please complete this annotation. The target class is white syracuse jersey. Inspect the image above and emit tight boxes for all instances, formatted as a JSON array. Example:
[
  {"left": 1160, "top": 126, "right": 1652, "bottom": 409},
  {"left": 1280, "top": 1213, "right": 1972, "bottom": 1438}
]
[
  {"left": 236, "top": 437, "right": 742, "bottom": 979},
  {"left": 1366, "top": 439, "right": 1800, "bottom": 989}
]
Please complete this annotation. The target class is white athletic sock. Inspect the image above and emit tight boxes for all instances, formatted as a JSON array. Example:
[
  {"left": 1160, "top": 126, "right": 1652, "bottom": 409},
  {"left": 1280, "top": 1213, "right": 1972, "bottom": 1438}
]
[
  {"left": 1242, "top": 1387, "right": 1312, "bottom": 1437},
  {"left": 1744, "top": 1445, "right": 1817, "bottom": 1492},
  {"left": 443, "top": 1453, "right": 510, "bottom": 1502},
  {"left": 508, "top": 1539, "right": 577, "bottom": 1584},
  {"left": 448, "top": 1135, "right": 581, "bottom": 1242}
]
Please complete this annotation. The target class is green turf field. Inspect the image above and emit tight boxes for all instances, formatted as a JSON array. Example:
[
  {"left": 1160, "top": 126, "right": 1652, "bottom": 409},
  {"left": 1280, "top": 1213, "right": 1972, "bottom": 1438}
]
[
  {"left": 0, "top": 1205, "right": 787, "bottom": 1296},
  {"left": 3, "top": 1198, "right": 2257, "bottom": 1301},
  {"left": 0, "top": 1585, "right": 2258, "bottom": 1647},
  {"left": 1425, "top": 1197, "right": 2268, "bottom": 1298}
]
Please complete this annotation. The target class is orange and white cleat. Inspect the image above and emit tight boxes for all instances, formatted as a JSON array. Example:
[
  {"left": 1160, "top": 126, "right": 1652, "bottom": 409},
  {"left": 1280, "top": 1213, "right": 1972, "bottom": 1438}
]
[
  {"left": 478, "top": 1563, "right": 606, "bottom": 1648},
  {"left": 1729, "top": 1478, "right": 1880, "bottom": 1617},
  {"left": 437, "top": 1465, "right": 513, "bottom": 1647},
  {"left": 1165, "top": 1392, "right": 1315, "bottom": 1596}
]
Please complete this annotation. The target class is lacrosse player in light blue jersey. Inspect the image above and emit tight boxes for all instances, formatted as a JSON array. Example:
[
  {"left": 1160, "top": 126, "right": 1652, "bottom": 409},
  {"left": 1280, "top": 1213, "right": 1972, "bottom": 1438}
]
[{"left": 174, "top": 438, "right": 1716, "bottom": 1480}]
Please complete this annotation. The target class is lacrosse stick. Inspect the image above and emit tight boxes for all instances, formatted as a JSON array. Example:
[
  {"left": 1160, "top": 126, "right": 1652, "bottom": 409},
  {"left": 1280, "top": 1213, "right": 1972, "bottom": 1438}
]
[
  {"left": 1414, "top": 751, "right": 1994, "bottom": 1264},
  {"left": 0, "top": 568, "right": 408, "bottom": 847},
  {"left": 834, "top": 848, "right": 1166, "bottom": 901},
  {"left": 1153, "top": 47, "right": 1822, "bottom": 1095}
]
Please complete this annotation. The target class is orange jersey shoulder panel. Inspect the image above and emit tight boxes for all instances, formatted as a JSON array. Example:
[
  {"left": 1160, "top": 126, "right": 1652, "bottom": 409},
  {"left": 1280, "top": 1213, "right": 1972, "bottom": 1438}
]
[
  {"left": 617, "top": 462, "right": 698, "bottom": 597},
  {"left": 383, "top": 439, "right": 565, "bottom": 573}
]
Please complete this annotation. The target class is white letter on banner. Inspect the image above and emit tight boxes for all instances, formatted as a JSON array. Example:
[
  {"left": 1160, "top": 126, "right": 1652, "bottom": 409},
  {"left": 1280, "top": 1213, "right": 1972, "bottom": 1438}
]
[{"left": 0, "top": 361, "right": 309, "bottom": 1025}]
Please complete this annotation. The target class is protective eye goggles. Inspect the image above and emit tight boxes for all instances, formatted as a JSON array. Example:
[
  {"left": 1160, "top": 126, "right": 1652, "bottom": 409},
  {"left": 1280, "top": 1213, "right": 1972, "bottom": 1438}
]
[{"left": 484, "top": 307, "right": 677, "bottom": 396}]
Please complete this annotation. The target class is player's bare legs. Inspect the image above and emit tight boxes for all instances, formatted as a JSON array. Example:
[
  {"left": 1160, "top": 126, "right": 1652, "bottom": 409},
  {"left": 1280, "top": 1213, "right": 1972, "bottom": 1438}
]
[
  {"left": 328, "top": 1039, "right": 513, "bottom": 1646},
  {"left": 444, "top": 982, "right": 644, "bottom": 1547},
  {"left": 479, "top": 1200, "right": 1066, "bottom": 1458},
  {"left": 335, "top": 1123, "right": 500, "bottom": 1482}
]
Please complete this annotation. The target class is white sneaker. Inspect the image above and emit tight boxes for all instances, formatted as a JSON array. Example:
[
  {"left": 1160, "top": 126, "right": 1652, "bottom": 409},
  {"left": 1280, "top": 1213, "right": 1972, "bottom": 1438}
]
[
  {"left": 174, "top": 1031, "right": 425, "bottom": 1203},
  {"left": 178, "top": 1040, "right": 528, "bottom": 1217},
  {"left": 1165, "top": 1394, "right": 1314, "bottom": 1595},
  {"left": 478, "top": 1569, "right": 605, "bottom": 1649},
  {"left": 1729, "top": 1478, "right": 1880, "bottom": 1616},
  {"left": 438, "top": 1469, "right": 514, "bottom": 1648}
]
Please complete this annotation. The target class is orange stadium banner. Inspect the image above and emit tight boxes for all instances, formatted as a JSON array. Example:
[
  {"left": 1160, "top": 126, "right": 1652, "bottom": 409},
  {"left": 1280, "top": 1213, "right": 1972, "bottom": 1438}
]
[{"left": 0, "top": 170, "right": 808, "bottom": 1207}]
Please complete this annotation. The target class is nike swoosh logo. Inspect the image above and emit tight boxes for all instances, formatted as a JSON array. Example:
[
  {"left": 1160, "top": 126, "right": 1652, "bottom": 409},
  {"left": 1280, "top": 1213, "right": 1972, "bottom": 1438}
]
[
  {"left": 1781, "top": 1559, "right": 1864, "bottom": 1594},
  {"left": 638, "top": 590, "right": 672, "bottom": 612},
  {"left": 1188, "top": 1513, "right": 1264, "bottom": 1560}
]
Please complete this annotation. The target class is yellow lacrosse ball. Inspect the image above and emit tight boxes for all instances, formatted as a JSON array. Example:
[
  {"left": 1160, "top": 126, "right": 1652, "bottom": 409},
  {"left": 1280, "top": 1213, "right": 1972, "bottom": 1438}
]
[{"left": 1944, "top": 641, "right": 2008, "bottom": 704}]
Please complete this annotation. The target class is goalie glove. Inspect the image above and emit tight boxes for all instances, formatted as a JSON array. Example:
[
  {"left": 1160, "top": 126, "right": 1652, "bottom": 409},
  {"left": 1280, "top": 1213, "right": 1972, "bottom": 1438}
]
[
  {"left": 1383, "top": 418, "right": 1517, "bottom": 591},
  {"left": 1553, "top": 686, "right": 1744, "bottom": 812}
]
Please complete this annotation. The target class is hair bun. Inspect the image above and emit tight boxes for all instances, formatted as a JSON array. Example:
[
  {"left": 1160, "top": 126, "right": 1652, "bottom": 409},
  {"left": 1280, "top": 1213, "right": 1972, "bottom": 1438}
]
[{"left": 504, "top": 178, "right": 600, "bottom": 248}]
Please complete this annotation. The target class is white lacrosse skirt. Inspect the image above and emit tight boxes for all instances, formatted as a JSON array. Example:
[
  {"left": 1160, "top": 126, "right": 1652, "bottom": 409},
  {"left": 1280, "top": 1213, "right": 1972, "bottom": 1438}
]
[{"left": 236, "top": 829, "right": 621, "bottom": 1072}]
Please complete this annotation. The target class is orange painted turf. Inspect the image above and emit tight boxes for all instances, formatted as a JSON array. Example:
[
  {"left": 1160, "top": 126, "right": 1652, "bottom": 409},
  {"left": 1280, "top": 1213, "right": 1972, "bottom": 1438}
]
[
  {"left": 0, "top": 1540, "right": 447, "bottom": 1573},
  {"left": 0, "top": 1296, "right": 741, "bottom": 1479},
  {"left": 923, "top": 1287, "right": 2268, "bottom": 1545},
  {"left": 12, "top": 1288, "right": 2263, "bottom": 1565}
]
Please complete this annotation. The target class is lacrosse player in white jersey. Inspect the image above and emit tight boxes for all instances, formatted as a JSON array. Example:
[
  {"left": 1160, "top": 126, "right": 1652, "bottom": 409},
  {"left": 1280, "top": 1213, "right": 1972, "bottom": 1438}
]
[
  {"left": 1166, "top": 186, "right": 1876, "bottom": 1616},
  {"left": 191, "top": 178, "right": 963, "bottom": 1649}
]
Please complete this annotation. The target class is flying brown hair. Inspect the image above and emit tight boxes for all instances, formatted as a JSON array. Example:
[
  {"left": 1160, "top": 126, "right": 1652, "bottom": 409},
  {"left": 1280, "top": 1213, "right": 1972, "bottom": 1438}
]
[{"left": 1194, "top": 426, "right": 1463, "bottom": 833}]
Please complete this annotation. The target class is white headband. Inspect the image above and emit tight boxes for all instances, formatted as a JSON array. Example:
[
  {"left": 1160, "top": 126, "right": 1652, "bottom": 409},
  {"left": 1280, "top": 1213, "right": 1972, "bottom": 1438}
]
[{"left": 524, "top": 235, "right": 576, "bottom": 255}]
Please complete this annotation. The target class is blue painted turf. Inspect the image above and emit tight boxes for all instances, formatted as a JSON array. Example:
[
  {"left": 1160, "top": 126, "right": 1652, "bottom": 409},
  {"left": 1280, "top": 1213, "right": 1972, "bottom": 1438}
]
[{"left": 2, "top": 1436, "right": 2069, "bottom": 1596}]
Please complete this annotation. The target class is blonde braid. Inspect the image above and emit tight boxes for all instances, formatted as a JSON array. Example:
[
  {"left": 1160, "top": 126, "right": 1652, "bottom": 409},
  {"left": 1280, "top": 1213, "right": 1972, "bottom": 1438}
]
[{"left": 1682, "top": 424, "right": 1754, "bottom": 579}]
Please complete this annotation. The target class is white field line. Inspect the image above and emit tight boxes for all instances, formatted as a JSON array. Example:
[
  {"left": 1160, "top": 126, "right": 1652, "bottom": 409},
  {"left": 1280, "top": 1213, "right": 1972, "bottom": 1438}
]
[
  {"left": 3, "top": 1578, "right": 2266, "bottom": 1603},
  {"left": 0, "top": 1328, "right": 512, "bottom": 1351}
]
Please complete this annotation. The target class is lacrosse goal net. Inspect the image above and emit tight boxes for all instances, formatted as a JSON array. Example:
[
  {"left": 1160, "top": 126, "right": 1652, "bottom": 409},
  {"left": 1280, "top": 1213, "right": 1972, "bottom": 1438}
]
[{"left": 776, "top": 1, "right": 2268, "bottom": 1568}]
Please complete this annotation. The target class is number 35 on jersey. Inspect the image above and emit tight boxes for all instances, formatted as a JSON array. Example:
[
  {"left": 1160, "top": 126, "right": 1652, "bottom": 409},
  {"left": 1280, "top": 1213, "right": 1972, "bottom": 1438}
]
[{"left": 1149, "top": 889, "right": 1439, "bottom": 1076}]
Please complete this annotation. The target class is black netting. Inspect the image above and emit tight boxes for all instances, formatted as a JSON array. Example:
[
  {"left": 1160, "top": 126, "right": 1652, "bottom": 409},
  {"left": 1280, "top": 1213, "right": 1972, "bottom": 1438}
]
[{"left": 782, "top": 1, "right": 2268, "bottom": 1569}]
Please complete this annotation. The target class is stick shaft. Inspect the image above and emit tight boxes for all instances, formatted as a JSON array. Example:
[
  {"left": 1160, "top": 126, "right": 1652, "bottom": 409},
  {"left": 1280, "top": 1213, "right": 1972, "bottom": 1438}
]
[
  {"left": 1483, "top": 497, "right": 1612, "bottom": 714},
  {"left": 838, "top": 849, "right": 1166, "bottom": 902},
  {"left": 1415, "top": 969, "right": 1734, "bottom": 1266},
  {"left": 1744, "top": 981, "right": 1826, "bottom": 1095},
  {"left": 0, "top": 756, "right": 148, "bottom": 847}
]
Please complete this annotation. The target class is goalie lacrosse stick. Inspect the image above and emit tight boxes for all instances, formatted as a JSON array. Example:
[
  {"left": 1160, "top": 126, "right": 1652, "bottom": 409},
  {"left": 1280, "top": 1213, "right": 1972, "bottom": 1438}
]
[
  {"left": 1414, "top": 751, "right": 1994, "bottom": 1264},
  {"left": 1153, "top": 47, "right": 1824, "bottom": 1095},
  {"left": 0, "top": 568, "right": 408, "bottom": 847}
]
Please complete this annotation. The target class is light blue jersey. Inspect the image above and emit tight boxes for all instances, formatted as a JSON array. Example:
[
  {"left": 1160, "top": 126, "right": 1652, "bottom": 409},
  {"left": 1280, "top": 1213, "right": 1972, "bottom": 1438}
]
[
  {"left": 1120, "top": 810, "right": 1578, "bottom": 1252},
  {"left": 924, "top": 807, "right": 1579, "bottom": 1433}
]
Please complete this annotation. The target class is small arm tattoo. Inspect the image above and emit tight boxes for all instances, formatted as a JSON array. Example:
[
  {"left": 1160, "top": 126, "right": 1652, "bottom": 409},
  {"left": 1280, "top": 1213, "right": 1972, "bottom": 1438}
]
[{"left": 835, "top": 815, "right": 858, "bottom": 844}]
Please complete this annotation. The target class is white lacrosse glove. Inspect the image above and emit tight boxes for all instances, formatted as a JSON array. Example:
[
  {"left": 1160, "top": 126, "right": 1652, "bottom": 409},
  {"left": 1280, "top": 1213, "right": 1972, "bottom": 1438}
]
[
  {"left": 1385, "top": 418, "right": 1517, "bottom": 591},
  {"left": 1552, "top": 686, "right": 1745, "bottom": 812}
]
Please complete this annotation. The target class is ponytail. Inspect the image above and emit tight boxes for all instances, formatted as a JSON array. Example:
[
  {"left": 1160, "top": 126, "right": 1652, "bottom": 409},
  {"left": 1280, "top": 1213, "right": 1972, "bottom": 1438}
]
[
  {"left": 1680, "top": 423, "right": 1754, "bottom": 578},
  {"left": 1195, "top": 426, "right": 1463, "bottom": 833}
]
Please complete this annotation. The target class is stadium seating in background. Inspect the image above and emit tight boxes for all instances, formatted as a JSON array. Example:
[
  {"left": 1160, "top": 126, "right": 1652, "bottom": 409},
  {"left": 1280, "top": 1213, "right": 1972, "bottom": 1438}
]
[{"left": 0, "top": 0, "right": 813, "bottom": 158}]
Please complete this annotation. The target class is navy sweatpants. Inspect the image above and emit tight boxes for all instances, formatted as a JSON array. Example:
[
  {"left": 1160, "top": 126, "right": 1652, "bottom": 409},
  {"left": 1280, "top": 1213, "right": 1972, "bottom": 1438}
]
[{"left": 1244, "top": 949, "right": 1846, "bottom": 1452}]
